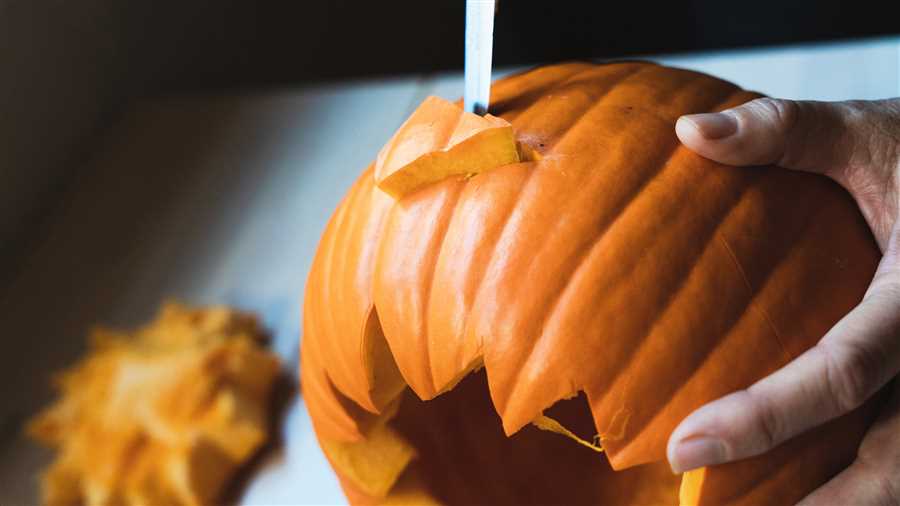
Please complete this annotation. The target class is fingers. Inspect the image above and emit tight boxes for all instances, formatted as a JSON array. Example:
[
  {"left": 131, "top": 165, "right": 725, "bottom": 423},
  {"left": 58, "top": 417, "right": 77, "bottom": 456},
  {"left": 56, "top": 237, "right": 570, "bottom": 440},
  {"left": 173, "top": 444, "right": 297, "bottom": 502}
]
[
  {"left": 799, "top": 460, "right": 899, "bottom": 506},
  {"left": 667, "top": 257, "right": 900, "bottom": 473},
  {"left": 675, "top": 98, "right": 859, "bottom": 176},
  {"left": 798, "top": 385, "right": 900, "bottom": 506},
  {"left": 676, "top": 98, "right": 900, "bottom": 249}
]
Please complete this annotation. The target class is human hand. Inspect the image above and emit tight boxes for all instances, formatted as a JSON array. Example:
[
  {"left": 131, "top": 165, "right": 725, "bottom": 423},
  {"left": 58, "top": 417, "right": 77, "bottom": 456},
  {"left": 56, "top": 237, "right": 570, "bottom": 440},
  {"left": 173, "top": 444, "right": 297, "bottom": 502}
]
[{"left": 668, "top": 97, "right": 900, "bottom": 504}]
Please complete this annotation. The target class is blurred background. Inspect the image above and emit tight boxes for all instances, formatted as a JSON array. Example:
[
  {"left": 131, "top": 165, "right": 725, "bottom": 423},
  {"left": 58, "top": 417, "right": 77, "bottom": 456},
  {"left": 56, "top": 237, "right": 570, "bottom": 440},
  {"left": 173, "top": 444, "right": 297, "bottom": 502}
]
[{"left": 1, "top": 0, "right": 898, "bottom": 503}]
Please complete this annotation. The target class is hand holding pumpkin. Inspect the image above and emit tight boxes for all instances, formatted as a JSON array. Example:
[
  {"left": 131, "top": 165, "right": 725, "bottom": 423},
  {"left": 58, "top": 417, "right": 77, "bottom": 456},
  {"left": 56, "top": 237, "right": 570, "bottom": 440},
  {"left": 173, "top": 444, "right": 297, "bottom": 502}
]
[{"left": 670, "top": 97, "right": 900, "bottom": 504}]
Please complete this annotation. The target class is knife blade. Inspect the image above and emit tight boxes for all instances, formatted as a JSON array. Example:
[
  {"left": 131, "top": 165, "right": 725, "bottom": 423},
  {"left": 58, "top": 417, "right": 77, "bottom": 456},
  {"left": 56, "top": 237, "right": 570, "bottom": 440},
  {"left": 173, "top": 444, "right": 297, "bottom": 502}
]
[{"left": 464, "top": 0, "right": 496, "bottom": 116}]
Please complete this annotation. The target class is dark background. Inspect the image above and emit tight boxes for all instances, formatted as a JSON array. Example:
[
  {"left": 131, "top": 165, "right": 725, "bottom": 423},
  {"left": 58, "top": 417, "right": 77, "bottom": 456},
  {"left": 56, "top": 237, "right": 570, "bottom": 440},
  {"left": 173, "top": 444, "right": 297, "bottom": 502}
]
[
  {"left": 125, "top": 0, "right": 900, "bottom": 92},
  {"left": 0, "top": 0, "right": 897, "bottom": 264}
]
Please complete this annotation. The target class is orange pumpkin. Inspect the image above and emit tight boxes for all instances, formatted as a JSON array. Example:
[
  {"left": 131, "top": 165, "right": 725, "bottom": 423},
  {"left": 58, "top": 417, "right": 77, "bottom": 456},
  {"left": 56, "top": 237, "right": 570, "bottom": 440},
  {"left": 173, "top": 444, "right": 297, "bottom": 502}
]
[{"left": 301, "top": 62, "right": 884, "bottom": 505}]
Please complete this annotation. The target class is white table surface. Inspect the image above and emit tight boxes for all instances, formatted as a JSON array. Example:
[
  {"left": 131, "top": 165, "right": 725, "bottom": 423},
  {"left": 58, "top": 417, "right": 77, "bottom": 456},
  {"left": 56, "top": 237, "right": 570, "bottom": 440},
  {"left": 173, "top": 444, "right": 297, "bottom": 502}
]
[{"left": 1, "top": 36, "right": 898, "bottom": 505}]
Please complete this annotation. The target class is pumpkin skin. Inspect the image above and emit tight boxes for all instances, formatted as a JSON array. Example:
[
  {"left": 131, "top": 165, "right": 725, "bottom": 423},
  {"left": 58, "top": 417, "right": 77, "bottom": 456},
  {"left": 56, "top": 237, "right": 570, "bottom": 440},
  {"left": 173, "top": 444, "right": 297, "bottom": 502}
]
[
  {"left": 301, "top": 62, "right": 883, "bottom": 505},
  {"left": 374, "top": 95, "right": 520, "bottom": 199}
]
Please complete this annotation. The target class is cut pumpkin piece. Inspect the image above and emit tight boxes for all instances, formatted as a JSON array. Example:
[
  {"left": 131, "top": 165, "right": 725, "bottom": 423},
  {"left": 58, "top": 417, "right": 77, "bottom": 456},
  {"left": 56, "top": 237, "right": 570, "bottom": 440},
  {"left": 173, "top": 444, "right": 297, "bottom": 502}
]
[
  {"left": 374, "top": 96, "right": 520, "bottom": 199},
  {"left": 318, "top": 402, "right": 416, "bottom": 499}
]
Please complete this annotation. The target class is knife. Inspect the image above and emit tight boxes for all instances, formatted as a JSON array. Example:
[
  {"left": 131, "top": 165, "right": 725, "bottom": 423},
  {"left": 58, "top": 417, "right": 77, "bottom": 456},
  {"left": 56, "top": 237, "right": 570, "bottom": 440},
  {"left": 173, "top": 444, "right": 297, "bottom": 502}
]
[{"left": 464, "top": 0, "right": 496, "bottom": 116}]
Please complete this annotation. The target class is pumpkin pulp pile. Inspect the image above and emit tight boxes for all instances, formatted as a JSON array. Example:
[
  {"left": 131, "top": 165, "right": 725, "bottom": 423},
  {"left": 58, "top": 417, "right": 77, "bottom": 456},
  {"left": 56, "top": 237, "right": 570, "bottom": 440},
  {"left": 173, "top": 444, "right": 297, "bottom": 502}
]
[
  {"left": 302, "top": 62, "right": 884, "bottom": 505},
  {"left": 29, "top": 303, "right": 282, "bottom": 506}
]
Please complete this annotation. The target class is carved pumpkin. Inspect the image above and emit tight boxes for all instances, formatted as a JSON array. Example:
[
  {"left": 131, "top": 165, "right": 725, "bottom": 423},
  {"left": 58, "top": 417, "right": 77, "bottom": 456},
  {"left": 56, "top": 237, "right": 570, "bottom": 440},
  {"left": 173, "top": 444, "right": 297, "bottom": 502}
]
[{"left": 301, "top": 62, "right": 883, "bottom": 505}]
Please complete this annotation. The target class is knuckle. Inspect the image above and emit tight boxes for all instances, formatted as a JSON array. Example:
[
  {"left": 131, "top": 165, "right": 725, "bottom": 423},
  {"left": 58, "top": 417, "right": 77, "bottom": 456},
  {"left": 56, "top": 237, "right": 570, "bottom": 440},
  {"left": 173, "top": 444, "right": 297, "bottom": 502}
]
[
  {"left": 745, "top": 97, "right": 800, "bottom": 131},
  {"left": 872, "top": 468, "right": 900, "bottom": 506},
  {"left": 824, "top": 341, "right": 885, "bottom": 413},
  {"left": 736, "top": 98, "right": 803, "bottom": 166},
  {"left": 744, "top": 389, "right": 783, "bottom": 451}
]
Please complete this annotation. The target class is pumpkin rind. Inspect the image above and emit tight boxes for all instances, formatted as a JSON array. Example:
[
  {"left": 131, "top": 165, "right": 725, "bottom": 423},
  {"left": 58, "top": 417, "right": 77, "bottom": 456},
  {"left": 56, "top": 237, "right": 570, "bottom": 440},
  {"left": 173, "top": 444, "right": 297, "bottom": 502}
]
[
  {"left": 374, "top": 96, "right": 520, "bottom": 199},
  {"left": 302, "top": 167, "right": 404, "bottom": 437},
  {"left": 302, "top": 62, "right": 882, "bottom": 504}
]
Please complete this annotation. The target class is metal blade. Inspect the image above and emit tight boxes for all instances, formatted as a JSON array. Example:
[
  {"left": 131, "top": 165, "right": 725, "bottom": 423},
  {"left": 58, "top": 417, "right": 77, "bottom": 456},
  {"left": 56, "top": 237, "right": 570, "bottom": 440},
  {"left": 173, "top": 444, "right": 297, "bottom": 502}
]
[{"left": 464, "top": 0, "right": 496, "bottom": 116}]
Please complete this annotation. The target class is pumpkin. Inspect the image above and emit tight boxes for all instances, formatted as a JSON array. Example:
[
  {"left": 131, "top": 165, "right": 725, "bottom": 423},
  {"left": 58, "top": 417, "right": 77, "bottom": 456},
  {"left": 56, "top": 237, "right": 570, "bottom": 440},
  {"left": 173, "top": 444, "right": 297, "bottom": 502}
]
[{"left": 301, "top": 62, "right": 884, "bottom": 505}]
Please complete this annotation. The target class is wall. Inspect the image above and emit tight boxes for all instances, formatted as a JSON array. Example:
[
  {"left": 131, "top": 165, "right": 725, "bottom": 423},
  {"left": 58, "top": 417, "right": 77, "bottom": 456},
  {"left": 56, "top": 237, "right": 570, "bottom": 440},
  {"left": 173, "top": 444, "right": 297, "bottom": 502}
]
[{"left": 1, "top": 0, "right": 895, "bottom": 266}]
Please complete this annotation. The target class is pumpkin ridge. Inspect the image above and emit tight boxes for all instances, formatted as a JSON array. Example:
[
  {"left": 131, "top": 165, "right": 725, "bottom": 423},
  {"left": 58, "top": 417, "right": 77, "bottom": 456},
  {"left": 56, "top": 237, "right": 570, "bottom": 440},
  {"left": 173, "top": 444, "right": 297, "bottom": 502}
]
[
  {"left": 425, "top": 165, "right": 541, "bottom": 391},
  {"left": 609, "top": 305, "right": 764, "bottom": 464},
  {"left": 737, "top": 174, "right": 849, "bottom": 363},
  {"left": 496, "top": 63, "right": 633, "bottom": 123},
  {"left": 525, "top": 87, "right": 743, "bottom": 343},
  {"left": 541, "top": 66, "right": 651, "bottom": 153},
  {"left": 315, "top": 184, "right": 347, "bottom": 388},
  {"left": 483, "top": 112, "right": 698, "bottom": 434},
  {"left": 717, "top": 231, "right": 792, "bottom": 362},
  {"left": 421, "top": 182, "right": 468, "bottom": 396},
  {"left": 551, "top": 87, "right": 747, "bottom": 356},
  {"left": 537, "top": 136, "right": 683, "bottom": 311},
  {"left": 758, "top": 185, "right": 850, "bottom": 357},
  {"left": 373, "top": 181, "right": 467, "bottom": 402},
  {"left": 301, "top": 334, "right": 362, "bottom": 441},
  {"left": 572, "top": 158, "right": 753, "bottom": 433},
  {"left": 322, "top": 172, "right": 370, "bottom": 405},
  {"left": 497, "top": 129, "right": 687, "bottom": 433},
  {"left": 303, "top": 167, "right": 401, "bottom": 431},
  {"left": 626, "top": 74, "right": 745, "bottom": 131},
  {"left": 621, "top": 66, "right": 739, "bottom": 122},
  {"left": 353, "top": 180, "right": 403, "bottom": 409},
  {"left": 459, "top": 164, "right": 542, "bottom": 364},
  {"left": 304, "top": 190, "right": 361, "bottom": 429},
  {"left": 501, "top": 63, "right": 648, "bottom": 145},
  {"left": 603, "top": 193, "right": 810, "bottom": 466},
  {"left": 587, "top": 149, "right": 714, "bottom": 278},
  {"left": 590, "top": 172, "right": 764, "bottom": 462},
  {"left": 542, "top": 66, "right": 727, "bottom": 138},
  {"left": 336, "top": 169, "right": 379, "bottom": 407},
  {"left": 321, "top": 169, "right": 388, "bottom": 413}
]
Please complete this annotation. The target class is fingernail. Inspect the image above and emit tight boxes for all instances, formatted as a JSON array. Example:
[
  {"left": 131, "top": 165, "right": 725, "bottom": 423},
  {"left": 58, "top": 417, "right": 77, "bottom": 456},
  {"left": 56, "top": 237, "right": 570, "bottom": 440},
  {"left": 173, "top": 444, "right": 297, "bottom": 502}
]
[
  {"left": 680, "top": 113, "right": 737, "bottom": 140},
  {"left": 669, "top": 437, "right": 727, "bottom": 473}
]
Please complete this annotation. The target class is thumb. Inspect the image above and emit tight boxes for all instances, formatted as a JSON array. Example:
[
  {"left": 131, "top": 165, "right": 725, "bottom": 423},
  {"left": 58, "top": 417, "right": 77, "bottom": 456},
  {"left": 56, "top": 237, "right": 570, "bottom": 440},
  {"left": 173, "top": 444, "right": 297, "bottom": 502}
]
[
  {"left": 677, "top": 97, "right": 900, "bottom": 251},
  {"left": 675, "top": 97, "right": 858, "bottom": 176}
]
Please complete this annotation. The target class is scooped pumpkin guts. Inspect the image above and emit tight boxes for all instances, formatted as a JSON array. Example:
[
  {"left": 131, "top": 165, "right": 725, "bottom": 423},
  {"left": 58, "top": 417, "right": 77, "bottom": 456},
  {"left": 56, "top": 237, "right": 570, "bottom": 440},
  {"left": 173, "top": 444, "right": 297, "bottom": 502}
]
[
  {"left": 28, "top": 302, "right": 282, "bottom": 506},
  {"left": 374, "top": 96, "right": 520, "bottom": 198}
]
